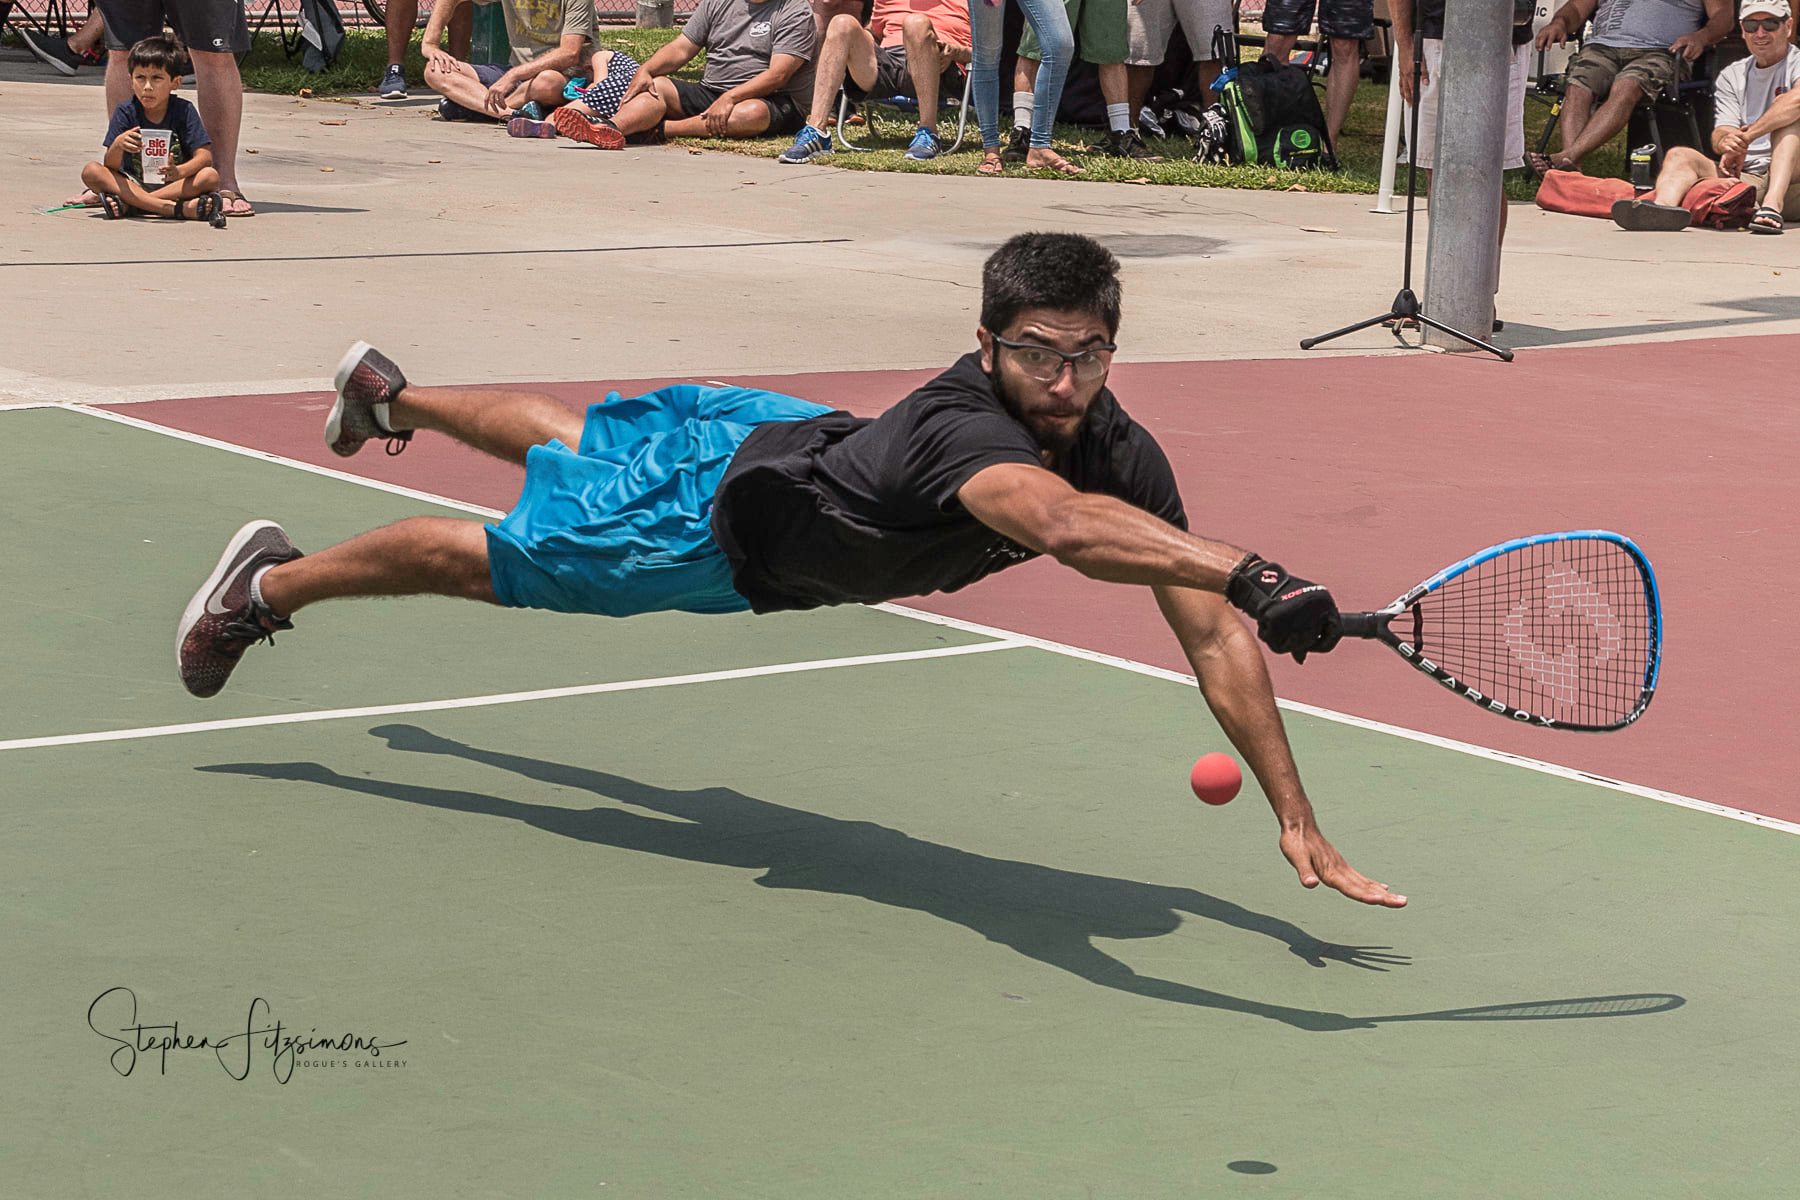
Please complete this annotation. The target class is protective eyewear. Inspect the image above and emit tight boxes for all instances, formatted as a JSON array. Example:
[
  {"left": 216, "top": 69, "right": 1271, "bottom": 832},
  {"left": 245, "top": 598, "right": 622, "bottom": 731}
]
[
  {"left": 1741, "top": 17, "right": 1786, "bottom": 32},
  {"left": 991, "top": 334, "right": 1117, "bottom": 383}
]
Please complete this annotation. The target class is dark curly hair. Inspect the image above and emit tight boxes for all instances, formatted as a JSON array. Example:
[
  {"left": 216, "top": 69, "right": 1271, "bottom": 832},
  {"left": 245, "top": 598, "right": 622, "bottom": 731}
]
[
  {"left": 979, "top": 232, "right": 1123, "bottom": 338},
  {"left": 127, "top": 35, "right": 189, "bottom": 78}
]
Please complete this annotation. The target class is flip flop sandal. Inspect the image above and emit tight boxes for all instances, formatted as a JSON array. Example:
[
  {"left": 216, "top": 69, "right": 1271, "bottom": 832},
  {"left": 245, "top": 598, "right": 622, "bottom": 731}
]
[
  {"left": 1749, "top": 205, "right": 1784, "bottom": 234},
  {"left": 976, "top": 153, "right": 1005, "bottom": 177},
  {"left": 177, "top": 192, "right": 226, "bottom": 226},
  {"left": 218, "top": 189, "right": 257, "bottom": 217},
  {"left": 98, "top": 193, "right": 128, "bottom": 220}
]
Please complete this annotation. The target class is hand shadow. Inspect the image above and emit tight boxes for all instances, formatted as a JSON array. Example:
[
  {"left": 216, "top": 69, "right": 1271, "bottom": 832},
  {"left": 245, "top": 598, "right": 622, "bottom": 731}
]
[{"left": 197, "top": 726, "right": 1680, "bottom": 1031}]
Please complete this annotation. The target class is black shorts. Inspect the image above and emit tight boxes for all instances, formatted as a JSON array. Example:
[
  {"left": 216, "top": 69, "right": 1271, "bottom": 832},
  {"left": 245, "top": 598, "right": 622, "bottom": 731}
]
[
  {"left": 670, "top": 79, "right": 806, "bottom": 136},
  {"left": 97, "top": 0, "right": 250, "bottom": 54},
  {"left": 1260, "top": 0, "right": 1373, "bottom": 41},
  {"left": 844, "top": 46, "right": 916, "bottom": 102},
  {"left": 436, "top": 62, "right": 508, "bottom": 122}
]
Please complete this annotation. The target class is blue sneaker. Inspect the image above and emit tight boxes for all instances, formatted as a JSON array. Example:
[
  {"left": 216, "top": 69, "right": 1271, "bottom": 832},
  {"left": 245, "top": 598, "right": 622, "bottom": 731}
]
[
  {"left": 904, "top": 127, "right": 940, "bottom": 160},
  {"left": 777, "top": 124, "right": 831, "bottom": 164},
  {"left": 519, "top": 100, "right": 546, "bottom": 121}
]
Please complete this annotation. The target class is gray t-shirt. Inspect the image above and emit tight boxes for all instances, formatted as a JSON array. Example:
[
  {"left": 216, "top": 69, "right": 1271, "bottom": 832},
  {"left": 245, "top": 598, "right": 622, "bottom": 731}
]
[
  {"left": 1713, "top": 45, "right": 1800, "bottom": 174},
  {"left": 497, "top": 0, "right": 595, "bottom": 67},
  {"left": 682, "top": 0, "right": 816, "bottom": 105},
  {"left": 1589, "top": 0, "right": 1705, "bottom": 50}
]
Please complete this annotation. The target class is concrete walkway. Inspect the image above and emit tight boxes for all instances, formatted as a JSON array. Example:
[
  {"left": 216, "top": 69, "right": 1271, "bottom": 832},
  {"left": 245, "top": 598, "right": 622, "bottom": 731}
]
[{"left": 5, "top": 58, "right": 1800, "bottom": 404}]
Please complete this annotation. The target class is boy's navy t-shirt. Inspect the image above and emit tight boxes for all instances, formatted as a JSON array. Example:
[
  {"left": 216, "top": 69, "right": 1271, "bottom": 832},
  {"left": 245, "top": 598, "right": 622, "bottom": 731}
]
[{"left": 103, "top": 96, "right": 210, "bottom": 180}]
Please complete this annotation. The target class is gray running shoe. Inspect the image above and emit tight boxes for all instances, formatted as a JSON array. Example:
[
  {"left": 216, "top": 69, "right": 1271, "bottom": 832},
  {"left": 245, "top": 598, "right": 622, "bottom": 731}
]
[
  {"left": 176, "top": 521, "right": 303, "bottom": 698},
  {"left": 379, "top": 64, "right": 408, "bottom": 99},
  {"left": 327, "top": 341, "right": 412, "bottom": 457}
]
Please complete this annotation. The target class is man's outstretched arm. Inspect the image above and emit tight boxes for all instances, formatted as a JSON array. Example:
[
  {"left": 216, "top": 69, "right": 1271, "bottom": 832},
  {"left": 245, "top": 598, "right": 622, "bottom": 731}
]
[
  {"left": 957, "top": 462, "right": 1341, "bottom": 661},
  {"left": 1153, "top": 585, "right": 1405, "bottom": 908}
]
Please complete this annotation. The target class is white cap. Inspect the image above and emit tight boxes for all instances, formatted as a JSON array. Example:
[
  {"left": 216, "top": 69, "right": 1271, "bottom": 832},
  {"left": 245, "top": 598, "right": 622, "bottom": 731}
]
[{"left": 1741, "top": 0, "right": 1790, "bottom": 19}]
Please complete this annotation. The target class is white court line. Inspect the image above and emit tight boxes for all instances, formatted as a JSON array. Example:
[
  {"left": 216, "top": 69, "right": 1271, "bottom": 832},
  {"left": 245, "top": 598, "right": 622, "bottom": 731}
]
[
  {"left": 34, "top": 405, "right": 1797, "bottom": 838},
  {"left": 0, "top": 643, "right": 1021, "bottom": 753}
]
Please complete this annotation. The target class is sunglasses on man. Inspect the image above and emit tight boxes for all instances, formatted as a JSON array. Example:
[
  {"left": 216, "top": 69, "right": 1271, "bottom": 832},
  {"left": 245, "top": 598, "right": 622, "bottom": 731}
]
[{"left": 1741, "top": 16, "right": 1787, "bottom": 32}]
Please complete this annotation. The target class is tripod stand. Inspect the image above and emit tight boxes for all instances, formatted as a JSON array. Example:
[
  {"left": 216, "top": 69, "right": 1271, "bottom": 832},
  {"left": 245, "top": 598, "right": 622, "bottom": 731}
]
[{"left": 1300, "top": 28, "right": 1512, "bottom": 362}]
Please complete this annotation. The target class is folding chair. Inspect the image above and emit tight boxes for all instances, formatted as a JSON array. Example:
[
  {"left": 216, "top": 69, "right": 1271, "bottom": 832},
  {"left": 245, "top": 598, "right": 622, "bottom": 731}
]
[
  {"left": 834, "top": 63, "right": 972, "bottom": 154},
  {"left": 3, "top": 0, "right": 75, "bottom": 40}
]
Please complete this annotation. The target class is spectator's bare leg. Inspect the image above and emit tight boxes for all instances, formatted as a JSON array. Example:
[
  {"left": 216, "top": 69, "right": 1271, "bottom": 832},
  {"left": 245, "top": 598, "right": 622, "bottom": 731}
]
[
  {"left": 386, "top": 0, "right": 418, "bottom": 73},
  {"left": 104, "top": 49, "right": 131, "bottom": 109},
  {"left": 449, "top": 2, "right": 473, "bottom": 59},
  {"left": 666, "top": 98, "right": 776, "bottom": 138},
  {"left": 1260, "top": 32, "right": 1297, "bottom": 63},
  {"left": 1127, "top": 63, "right": 1154, "bottom": 121},
  {"left": 387, "top": 385, "right": 586, "bottom": 465},
  {"left": 902, "top": 15, "right": 945, "bottom": 131},
  {"left": 1552, "top": 82, "right": 1596, "bottom": 165},
  {"left": 806, "top": 14, "right": 876, "bottom": 129},
  {"left": 69, "top": 6, "right": 105, "bottom": 52},
  {"left": 1649, "top": 145, "right": 1716, "bottom": 206},
  {"left": 1323, "top": 37, "right": 1359, "bottom": 148},
  {"left": 189, "top": 50, "right": 245, "bottom": 198},
  {"left": 611, "top": 79, "right": 681, "bottom": 135},
  {"left": 1556, "top": 77, "right": 1640, "bottom": 169},
  {"left": 426, "top": 56, "right": 498, "bottom": 113},
  {"left": 80, "top": 162, "right": 218, "bottom": 216},
  {"left": 1763, "top": 119, "right": 1800, "bottom": 208},
  {"left": 524, "top": 71, "right": 570, "bottom": 109},
  {"left": 259, "top": 518, "right": 498, "bottom": 615},
  {"left": 1098, "top": 60, "right": 1129, "bottom": 114},
  {"left": 811, "top": 0, "right": 862, "bottom": 49}
]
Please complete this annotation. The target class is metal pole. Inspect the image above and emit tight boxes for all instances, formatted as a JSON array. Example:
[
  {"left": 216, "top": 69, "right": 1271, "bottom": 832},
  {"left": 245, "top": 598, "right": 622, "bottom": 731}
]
[
  {"left": 1421, "top": 0, "right": 1511, "bottom": 352},
  {"left": 637, "top": 0, "right": 674, "bottom": 27}
]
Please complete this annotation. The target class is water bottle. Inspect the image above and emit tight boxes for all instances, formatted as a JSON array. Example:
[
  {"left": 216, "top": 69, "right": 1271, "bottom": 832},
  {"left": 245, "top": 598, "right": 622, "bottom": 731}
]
[{"left": 1629, "top": 144, "right": 1656, "bottom": 191}]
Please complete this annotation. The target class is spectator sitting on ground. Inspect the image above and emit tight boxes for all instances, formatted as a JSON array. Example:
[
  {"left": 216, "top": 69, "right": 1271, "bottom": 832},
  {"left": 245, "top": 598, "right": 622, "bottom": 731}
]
[
  {"left": 1531, "top": 0, "right": 1731, "bottom": 175},
  {"left": 20, "top": 5, "right": 106, "bottom": 75},
  {"left": 552, "top": 0, "right": 816, "bottom": 148},
  {"left": 508, "top": 46, "right": 643, "bottom": 139},
  {"left": 421, "top": 0, "right": 596, "bottom": 127},
  {"left": 80, "top": 36, "right": 222, "bottom": 222},
  {"left": 776, "top": 0, "right": 972, "bottom": 163},
  {"left": 1613, "top": 0, "right": 1800, "bottom": 232},
  {"left": 1259, "top": 0, "right": 1372, "bottom": 153},
  {"left": 91, "top": 0, "right": 255, "bottom": 215}
]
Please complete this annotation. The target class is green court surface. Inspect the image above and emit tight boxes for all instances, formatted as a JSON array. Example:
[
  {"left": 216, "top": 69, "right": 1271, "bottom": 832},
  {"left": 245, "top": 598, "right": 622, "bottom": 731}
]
[{"left": 7, "top": 407, "right": 1799, "bottom": 1198}]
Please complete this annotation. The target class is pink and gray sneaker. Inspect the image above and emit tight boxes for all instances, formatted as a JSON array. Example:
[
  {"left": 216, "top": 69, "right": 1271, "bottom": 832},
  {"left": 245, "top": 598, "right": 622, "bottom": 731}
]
[
  {"left": 327, "top": 340, "right": 413, "bottom": 457},
  {"left": 176, "top": 521, "right": 304, "bottom": 698}
]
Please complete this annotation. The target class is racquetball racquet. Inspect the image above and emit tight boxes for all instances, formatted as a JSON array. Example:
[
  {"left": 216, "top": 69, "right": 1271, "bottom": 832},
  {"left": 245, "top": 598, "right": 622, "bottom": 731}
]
[{"left": 1337, "top": 531, "right": 1662, "bottom": 732}]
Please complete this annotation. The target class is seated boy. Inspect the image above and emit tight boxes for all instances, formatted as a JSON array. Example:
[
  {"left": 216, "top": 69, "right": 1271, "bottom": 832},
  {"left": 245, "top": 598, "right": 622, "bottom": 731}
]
[
  {"left": 777, "top": 0, "right": 972, "bottom": 163},
  {"left": 79, "top": 36, "right": 222, "bottom": 222},
  {"left": 421, "top": 0, "right": 596, "bottom": 125},
  {"left": 554, "top": 0, "right": 815, "bottom": 147}
]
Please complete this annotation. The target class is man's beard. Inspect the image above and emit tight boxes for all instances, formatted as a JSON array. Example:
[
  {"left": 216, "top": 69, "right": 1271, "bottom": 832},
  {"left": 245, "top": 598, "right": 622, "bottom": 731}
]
[{"left": 988, "top": 365, "right": 1082, "bottom": 456}]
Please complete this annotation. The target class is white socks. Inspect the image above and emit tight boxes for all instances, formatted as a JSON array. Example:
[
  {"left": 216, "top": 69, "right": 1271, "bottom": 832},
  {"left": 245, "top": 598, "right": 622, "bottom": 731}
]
[
  {"left": 1106, "top": 102, "right": 1131, "bottom": 133},
  {"left": 1012, "top": 90, "right": 1034, "bottom": 131}
]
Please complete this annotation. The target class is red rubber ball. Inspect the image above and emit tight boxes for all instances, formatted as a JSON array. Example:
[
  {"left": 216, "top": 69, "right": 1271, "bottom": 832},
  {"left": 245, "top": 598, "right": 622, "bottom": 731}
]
[{"left": 1190, "top": 753, "right": 1242, "bottom": 805}]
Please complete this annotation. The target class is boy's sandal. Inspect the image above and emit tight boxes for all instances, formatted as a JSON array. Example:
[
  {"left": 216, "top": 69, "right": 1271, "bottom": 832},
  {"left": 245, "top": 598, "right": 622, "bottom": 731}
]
[
  {"left": 174, "top": 192, "right": 223, "bottom": 222},
  {"left": 98, "top": 193, "right": 128, "bottom": 220},
  {"left": 1749, "top": 205, "right": 1784, "bottom": 234}
]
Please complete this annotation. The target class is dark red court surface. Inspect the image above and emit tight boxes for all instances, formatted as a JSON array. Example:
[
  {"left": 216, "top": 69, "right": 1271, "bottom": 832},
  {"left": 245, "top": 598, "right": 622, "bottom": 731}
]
[{"left": 105, "top": 335, "right": 1796, "bottom": 820}]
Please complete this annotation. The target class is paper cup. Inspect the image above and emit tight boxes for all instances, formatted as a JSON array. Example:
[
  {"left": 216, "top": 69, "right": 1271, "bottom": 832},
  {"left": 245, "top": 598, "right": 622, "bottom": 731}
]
[{"left": 139, "top": 129, "right": 172, "bottom": 183}]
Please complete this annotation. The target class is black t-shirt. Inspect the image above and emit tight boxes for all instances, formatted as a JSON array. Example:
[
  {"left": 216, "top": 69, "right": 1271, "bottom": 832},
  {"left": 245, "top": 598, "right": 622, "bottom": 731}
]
[
  {"left": 711, "top": 353, "right": 1188, "bottom": 613},
  {"left": 1417, "top": 0, "right": 1535, "bottom": 45}
]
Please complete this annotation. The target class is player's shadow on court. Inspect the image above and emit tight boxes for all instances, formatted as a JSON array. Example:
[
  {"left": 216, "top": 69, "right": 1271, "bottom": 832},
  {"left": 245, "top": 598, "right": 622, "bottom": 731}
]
[{"left": 200, "top": 725, "right": 1684, "bottom": 1031}]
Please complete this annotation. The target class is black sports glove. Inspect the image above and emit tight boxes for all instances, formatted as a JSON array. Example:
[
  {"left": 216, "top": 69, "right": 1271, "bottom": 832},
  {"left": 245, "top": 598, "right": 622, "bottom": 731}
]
[{"left": 1225, "top": 554, "right": 1343, "bottom": 664}]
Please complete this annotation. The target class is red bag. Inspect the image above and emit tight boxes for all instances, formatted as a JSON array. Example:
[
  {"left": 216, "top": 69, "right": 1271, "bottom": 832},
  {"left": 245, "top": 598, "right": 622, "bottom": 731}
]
[
  {"left": 1534, "top": 168, "right": 1758, "bottom": 229},
  {"left": 1534, "top": 169, "right": 1633, "bottom": 218}
]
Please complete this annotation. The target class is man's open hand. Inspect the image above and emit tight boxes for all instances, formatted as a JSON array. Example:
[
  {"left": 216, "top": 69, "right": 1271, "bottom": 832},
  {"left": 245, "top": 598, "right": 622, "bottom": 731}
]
[{"left": 1279, "top": 822, "right": 1407, "bottom": 907}]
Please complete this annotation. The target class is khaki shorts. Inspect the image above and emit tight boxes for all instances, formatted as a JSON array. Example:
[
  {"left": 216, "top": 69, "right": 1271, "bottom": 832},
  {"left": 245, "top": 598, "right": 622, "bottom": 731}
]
[
  {"left": 1564, "top": 43, "right": 1683, "bottom": 102},
  {"left": 1126, "top": 0, "right": 1235, "bottom": 66},
  {"left": 1743, "top": 172, "right": 1800, "bottom": 220}
]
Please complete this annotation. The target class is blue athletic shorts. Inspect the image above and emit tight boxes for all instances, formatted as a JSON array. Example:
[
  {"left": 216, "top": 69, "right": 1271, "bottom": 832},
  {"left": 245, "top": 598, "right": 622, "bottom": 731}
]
[{"left": 485, "top": 385, "right": 831, "bottom": 617}]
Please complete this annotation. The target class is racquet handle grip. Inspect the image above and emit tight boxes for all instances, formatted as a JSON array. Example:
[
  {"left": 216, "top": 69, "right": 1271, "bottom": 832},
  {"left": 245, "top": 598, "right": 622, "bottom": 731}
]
[{"left": 1337, "top": 611, "right": 1390, "bottom": 639}]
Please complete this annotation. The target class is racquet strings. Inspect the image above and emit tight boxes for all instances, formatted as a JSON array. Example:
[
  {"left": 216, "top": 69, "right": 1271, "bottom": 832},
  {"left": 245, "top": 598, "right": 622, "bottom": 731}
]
[{"left": 1412, "top": 538, "right": 1654, "bottom": 727}]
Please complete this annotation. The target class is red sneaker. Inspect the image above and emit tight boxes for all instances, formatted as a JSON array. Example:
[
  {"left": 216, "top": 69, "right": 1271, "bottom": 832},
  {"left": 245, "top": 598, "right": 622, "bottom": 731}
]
[{"left": 552, "top": 106, "right": 626, "bottom": 150}]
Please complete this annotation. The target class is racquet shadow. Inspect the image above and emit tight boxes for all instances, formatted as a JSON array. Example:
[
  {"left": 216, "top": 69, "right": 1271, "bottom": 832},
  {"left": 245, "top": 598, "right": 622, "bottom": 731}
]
[{"left": 198, "top": 725, "right": 1684, "bottom": 1031}]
